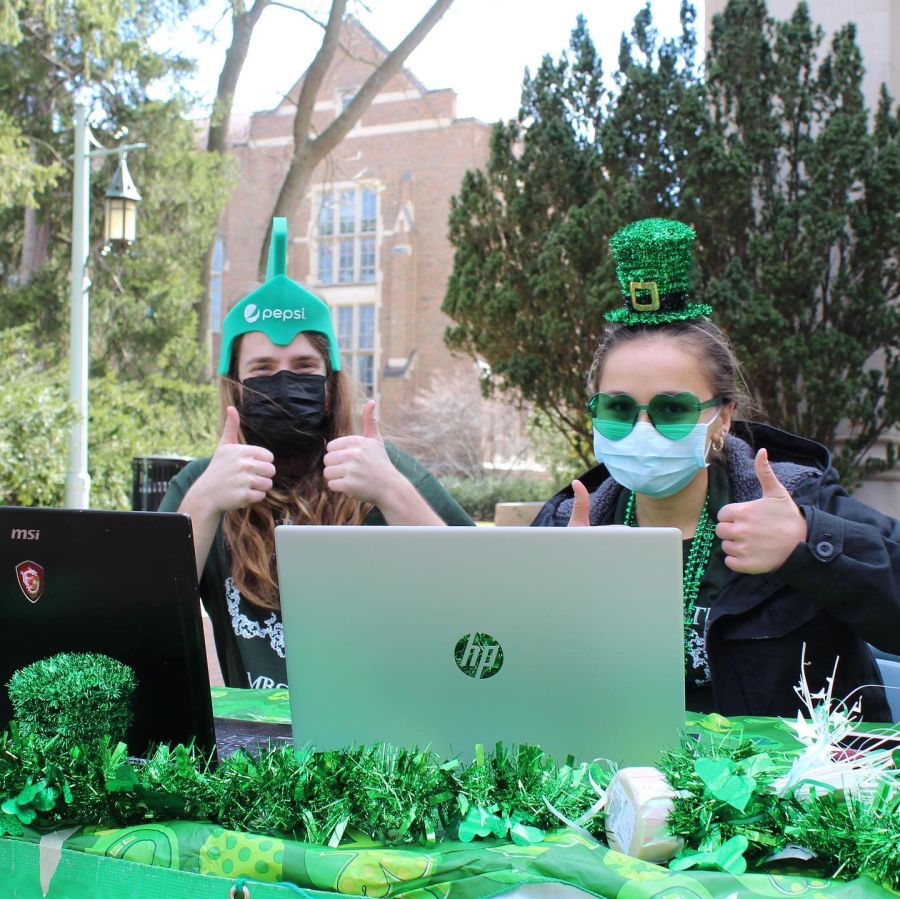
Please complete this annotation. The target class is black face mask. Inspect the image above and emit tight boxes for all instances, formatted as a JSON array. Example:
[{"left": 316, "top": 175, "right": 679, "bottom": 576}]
[{"left": 240, "top": 371, "right": 329, "bottom": 457}]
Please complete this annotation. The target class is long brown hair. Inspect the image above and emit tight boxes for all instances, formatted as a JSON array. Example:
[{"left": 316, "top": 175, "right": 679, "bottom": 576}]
[{"left": 221, "top": 332, "right": 371, "bottom": 610}]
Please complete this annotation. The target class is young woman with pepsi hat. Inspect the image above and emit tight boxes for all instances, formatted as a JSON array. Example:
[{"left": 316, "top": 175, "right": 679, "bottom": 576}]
[{"left": 160, "top": 219, "right": 472, "bottom": 689}]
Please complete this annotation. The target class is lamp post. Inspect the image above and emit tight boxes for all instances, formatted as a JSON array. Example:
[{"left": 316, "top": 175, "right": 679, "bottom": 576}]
[{"left": 66, "top": 104, "right": 145, "bottom": 509}]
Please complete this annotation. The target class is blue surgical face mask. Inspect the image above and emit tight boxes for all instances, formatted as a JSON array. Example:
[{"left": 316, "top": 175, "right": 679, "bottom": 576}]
[{"left": 593, "top": 412, "right": 720, "bottom": 499}]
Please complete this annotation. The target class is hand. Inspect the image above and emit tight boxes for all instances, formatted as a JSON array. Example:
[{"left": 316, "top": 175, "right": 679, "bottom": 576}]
[
  {"left": 193, "top": 406, "right": 276, "bottom": 513},
  {"left": 716, "top": 448, "right": 808, "bottom": 574},
  {"left": 323, "top": 400, "right": 400, "bottom": 505},
  {"left": 567, "top": 480, "right": 592, "bottom": 527}
]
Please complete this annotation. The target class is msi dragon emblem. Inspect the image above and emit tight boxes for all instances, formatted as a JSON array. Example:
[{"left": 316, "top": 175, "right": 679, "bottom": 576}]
[{"left": 16, "top": 561, "right": 44, "bottom": 603}]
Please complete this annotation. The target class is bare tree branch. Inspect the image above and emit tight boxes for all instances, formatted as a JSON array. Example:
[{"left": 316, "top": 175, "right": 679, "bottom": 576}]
[
  {"left": 196, "top": 0, "right": 272, "bottom": 381},
  {"left": 291, "top": 0, "right": 348, "bottom": 162},
  {"left": 258, "top": 0, "right": 457, "bottom": 276},
  {"left": 207, "top": 0, "right": 271, "bottom": 156},
  {"left": 313, "top": 0, "right": 455, "bottom": 160},
  {"left": 268, "top": 2, "right": 327, "bottom": 29}
]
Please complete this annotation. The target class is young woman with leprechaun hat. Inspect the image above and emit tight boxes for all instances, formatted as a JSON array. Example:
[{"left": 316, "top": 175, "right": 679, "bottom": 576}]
[
  {"left": 160, "top": 219, "right": 472, "bottom": 690},
  {"left": 532, "top": 218, "right": 900, "bottom": 721}
]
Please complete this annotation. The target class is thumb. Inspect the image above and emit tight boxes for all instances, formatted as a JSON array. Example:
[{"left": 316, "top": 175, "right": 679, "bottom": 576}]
[
  {"left": 362, "top": 399, "right": 382, "bottom": 441},
  {"left": 220, "top": 406, "right": 241, "bottom": 445},
  {"left": 755, "top": 447, "right": 788, "bottom": 499},
  {"left": 567, "top": 479, "right": 592, "bottom": 528}
]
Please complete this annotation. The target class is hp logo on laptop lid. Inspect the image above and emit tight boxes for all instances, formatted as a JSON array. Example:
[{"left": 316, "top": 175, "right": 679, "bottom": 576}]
[{"left": 454, "top": 632, "right": 504, "bottom": 680}]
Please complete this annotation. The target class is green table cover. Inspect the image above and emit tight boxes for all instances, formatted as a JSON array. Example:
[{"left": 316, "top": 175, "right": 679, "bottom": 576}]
[{"left": 0, "top": 689, "right": 894, "bottom": 899}]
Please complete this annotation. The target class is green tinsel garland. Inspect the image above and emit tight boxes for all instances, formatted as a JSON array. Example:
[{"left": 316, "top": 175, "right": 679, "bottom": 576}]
[
  {"left": 654, "top": 733, "right": 900, "bottom": 887},
  {"left": 6, "top": 653, "right": 900, "bottom": 887},
  {"left": 659, "top": 736, "right": 796, "bottom": 869},
  {"left": 1, "top": 654, "right": 608, "bottom": 845},
  {"left": 0, "top": 726, "right": 610, "bottom": 846},
  {"left": 786, "top": 789, "right": 900, "bottom": 888},
  {"left": 4, "top": 717, "right": 900, "bottom": 886}
]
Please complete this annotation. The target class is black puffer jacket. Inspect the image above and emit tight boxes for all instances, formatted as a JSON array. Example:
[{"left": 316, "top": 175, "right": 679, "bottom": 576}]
[{"left": 531, "top": 421, "right": 900, "bottom": 721}]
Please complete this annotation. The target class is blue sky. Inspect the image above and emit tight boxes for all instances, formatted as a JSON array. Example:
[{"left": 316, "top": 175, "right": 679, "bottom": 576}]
[{"left": 161, "top": 0, "right": 697, "bottom": 124}]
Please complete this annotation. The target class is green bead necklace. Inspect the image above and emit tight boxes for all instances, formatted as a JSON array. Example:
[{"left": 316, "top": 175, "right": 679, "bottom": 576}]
[{"left": 624, "top": 491, "right": 717, "bottom": 673}]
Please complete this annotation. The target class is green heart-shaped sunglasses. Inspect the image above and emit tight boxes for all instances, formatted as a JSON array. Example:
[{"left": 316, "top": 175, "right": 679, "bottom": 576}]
[{"left": 589, "top": 392, "right": 724, "bottom": 441}]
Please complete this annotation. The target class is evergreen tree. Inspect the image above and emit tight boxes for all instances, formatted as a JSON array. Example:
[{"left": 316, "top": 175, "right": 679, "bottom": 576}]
[
  {"left": 0, "top": 0, "right": 230, "bottom": 507},
  {"left": 443, "top": 0, "right": 900, "bottom": 480},
  {"left": 696, "top": 0, "right": 900, "bottom": 478},
  {"left": 0, "top": 0, "right": 230, "bottom": 377},
  {"left": 443, "top": 6, "right": 703, "bottom": 467},
  {"left": 0, "top": 111, "right": 59, "bottom": 210}
]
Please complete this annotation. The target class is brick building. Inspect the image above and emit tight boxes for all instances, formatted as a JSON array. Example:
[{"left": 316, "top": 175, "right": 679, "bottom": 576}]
[{"left": 210, "top": 17, "right": 493, "bottom": 426}]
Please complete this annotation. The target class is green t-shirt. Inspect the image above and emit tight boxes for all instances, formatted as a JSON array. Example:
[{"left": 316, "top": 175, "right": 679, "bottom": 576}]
[{"left": 159, "top": 443, "right": 473, "bottom": 688}]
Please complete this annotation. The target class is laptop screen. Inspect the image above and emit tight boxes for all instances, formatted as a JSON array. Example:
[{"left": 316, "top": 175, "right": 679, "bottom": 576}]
[
  {"left": 275, "top": 525, "right": 686, "bottom": 766},
  {"left": 0, "top": 507, "right": 215, "bottom": 756}
]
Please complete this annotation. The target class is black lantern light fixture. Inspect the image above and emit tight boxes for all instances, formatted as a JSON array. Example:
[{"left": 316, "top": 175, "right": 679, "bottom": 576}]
[{"left": 103, "top": 152, "right": 142, "bottom": 251}]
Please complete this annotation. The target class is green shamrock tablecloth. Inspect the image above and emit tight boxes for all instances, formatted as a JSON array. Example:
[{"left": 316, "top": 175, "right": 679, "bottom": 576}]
[{"left": 0, "top": 689, "right": 894, "bottom": 899}]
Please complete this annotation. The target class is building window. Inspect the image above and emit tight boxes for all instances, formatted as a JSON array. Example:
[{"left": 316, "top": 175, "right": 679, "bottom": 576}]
[
  {"left": 315, "top": 187, "right": 378, "bottom": 285},
  {"left": 335, "top": 303, "right": 376, "bottom": 396},
  {"left": 211, "top": 236, "right": 225, "bottom": 333},
  {"left": 318, "top": 194, "right": 334, "bottom": 236},
  {"left": 339, "top": 190, "right": 355, "bottom": 234},
  {"left": 338, "top": 239, "right": 354, "bottom": 283},
  {"left": 317, "top": 242, "right": 334, "bottom": 285},
  {"left": 338, "top": 88, "right": 356, "bottom": 112},
  {"left": 359, "top": 238, "right": 376, "bottom": 283},
  {"left": 361, "top": 191, "right": 376, "bottom": 233}
]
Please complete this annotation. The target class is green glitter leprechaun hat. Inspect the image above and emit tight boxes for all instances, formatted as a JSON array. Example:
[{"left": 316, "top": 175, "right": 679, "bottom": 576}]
[
  {"left": 218, "top": 217, "right": 341, "bottom": 375},
  {"left": 605, "top": 218, "right": 712, "bottom": 326}
]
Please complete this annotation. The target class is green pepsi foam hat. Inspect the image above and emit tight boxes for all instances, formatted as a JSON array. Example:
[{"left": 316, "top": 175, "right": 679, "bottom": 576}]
[{"left": 218, "top": 218, "right": 341, "bottom": 375}]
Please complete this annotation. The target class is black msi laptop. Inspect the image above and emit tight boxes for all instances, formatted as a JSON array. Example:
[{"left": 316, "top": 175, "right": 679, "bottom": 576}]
[{"left": 0, "top": 507, "right": 215, "bottom": 756}]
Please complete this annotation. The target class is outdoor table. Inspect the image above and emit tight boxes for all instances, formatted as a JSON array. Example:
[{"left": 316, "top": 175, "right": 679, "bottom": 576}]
[{"left": 1, "top": 688, "right": 893, "bottom": 899}]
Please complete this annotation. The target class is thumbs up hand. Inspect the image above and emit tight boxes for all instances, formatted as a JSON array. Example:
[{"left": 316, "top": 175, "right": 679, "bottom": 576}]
[
  {"left": 362, "top": 399, "right": 382, "bottom": 442},
  {"left": 219, "top": 404, "right": 241, "bottom": 446},
  {"left": 567, "top": 480, "right": 592, "bottom": 527},
  {"left": 324, "top": 399, "right": 397, "bottom": 504},
  {"left": 566, "top": 479, "right": 627, "bottom": 529},
  {"left": 716, "top": 448, "right": 808, "bottom": 574},
  {"left": 193, "top": 405, "right": 276, "bottom": 513}
]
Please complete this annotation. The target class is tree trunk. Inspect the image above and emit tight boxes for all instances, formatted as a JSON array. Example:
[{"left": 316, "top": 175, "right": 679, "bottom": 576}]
[
  {"left": 257, "top": 0, "right": 457, "bottom": 277},
  {"left": 19, "top": 191, "right": 49, "bottom": 285},
  {"left": 196, "top": 0, "right": 270, "bottom": 382}
]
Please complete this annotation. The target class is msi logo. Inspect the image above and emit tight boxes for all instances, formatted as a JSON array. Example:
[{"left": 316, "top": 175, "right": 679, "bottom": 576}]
[
  {"left": 11, "top": 528, "right": 39, "bottom": 540},
  {"left": 16, "top": 561, "right": 44, "bottom": 603}
]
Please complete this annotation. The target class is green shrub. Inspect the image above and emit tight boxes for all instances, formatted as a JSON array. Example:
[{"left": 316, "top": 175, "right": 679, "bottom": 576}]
[
  {"left": 0, "top": 326, "right": 218, "bottom": 509},
  {"left": 87, "top": 374, "right": 218, "bottom": 509},
  {"left": 441, "top": 476, "right": 552, "bottom": 522}
]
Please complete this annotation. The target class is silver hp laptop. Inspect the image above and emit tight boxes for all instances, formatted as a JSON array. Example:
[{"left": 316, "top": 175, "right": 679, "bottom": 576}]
[{"left": 274, "top": 526, "right": 685, "bottom": 766}]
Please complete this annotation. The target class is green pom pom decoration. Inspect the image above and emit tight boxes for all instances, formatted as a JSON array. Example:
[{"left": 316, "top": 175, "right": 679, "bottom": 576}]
[{"left": 7, "top": 652, "right": 137, "bottom": 747}]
